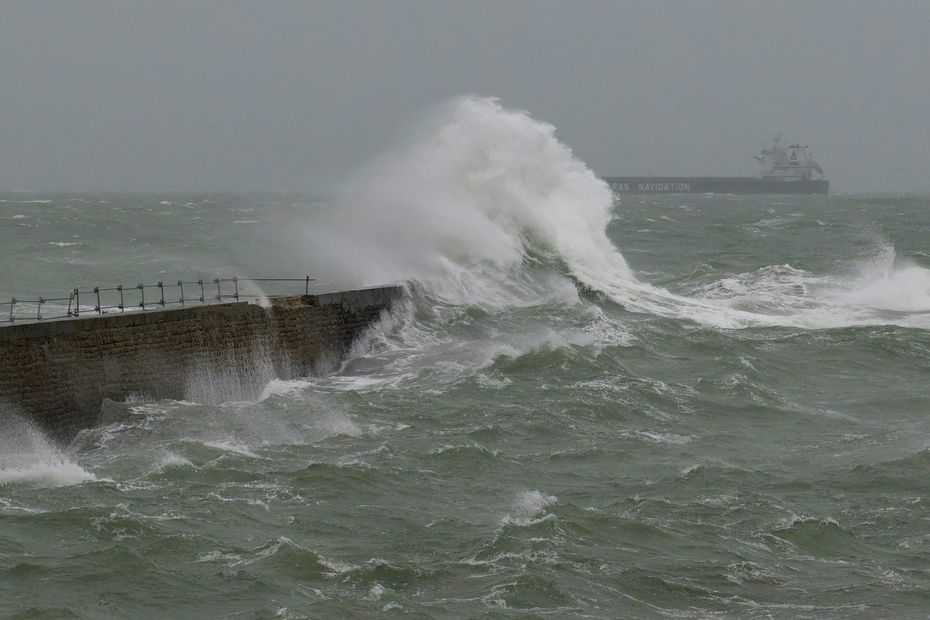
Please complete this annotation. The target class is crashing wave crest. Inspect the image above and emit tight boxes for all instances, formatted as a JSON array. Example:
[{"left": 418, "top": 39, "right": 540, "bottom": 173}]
[{"left": 310, "top": 96, "right": 930, "bottom": 330}]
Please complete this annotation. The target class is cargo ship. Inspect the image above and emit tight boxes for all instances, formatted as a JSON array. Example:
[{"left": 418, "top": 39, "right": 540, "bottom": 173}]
[{"left": 604, "top": 136, "right": 828, "bottom": 195}]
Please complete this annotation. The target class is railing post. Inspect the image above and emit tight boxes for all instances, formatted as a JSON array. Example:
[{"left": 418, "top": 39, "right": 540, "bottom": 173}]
[{"left": 6, "top": 274, "right": 321, "bottom": 323}]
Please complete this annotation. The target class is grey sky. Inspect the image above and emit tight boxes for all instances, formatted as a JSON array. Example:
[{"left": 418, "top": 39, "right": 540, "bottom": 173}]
[{"left": 1, "top": 0, "right": 927, "bottom": 192}]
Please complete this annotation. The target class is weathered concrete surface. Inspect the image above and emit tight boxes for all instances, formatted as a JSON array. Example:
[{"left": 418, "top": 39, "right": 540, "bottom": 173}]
[{"left": 0, "top": 286, "right": 402, "bottom": 439}]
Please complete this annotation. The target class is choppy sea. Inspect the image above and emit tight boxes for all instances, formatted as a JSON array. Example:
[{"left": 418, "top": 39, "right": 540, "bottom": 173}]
[{"left": 2, "top": 98, "right": 930, "bottom": 618}]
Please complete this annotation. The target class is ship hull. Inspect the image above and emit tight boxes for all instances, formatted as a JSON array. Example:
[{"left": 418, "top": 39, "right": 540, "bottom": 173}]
[{"left": 603, "top": 177, "right": 829, "bottom": 195}]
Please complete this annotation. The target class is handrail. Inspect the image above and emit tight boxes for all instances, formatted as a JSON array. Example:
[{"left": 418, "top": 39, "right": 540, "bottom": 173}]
[{"left": 1, "top": 276, "right": 315, "bottom": 324}]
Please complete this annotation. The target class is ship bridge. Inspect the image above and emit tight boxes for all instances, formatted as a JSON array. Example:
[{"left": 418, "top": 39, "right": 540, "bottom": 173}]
[{"left": 756, "top": 136, "right": 825, "bottom": 181}]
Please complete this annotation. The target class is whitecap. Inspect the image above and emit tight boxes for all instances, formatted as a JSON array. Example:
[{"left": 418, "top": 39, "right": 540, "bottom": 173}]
[
  {"left": 201, "top": 439, "right": 261, "bottom": 459},
  {"left": 0, "top": 461, "right": 95, "bottom": 488},
  {"left": 501, "top": 489, "right": 558, "bottom": 527},
  {"left": 150, "top": 451, "right": 194, "bottom": 473}
]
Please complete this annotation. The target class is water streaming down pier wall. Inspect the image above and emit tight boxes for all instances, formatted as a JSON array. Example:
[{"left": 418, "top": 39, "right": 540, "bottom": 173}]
[{"left": 0, "top": 287, "right": 402, "bottom": 439}]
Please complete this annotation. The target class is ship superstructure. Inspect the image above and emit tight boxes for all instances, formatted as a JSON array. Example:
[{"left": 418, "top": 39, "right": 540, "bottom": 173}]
[
  {"left": 604, "top": 136, "right": 829, "bottom": 195},
  {"left": 755, "top": 135, "right": 825, "bottom": 181}
]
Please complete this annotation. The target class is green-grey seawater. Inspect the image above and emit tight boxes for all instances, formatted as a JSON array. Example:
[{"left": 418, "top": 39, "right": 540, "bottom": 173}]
[{"left": 3, "top": 190, "right": 930, "bottom": 619}]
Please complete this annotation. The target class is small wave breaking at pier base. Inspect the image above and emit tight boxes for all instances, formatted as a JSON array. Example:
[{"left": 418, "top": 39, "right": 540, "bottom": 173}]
[{"left": 0, "top": 407, "right": 95, "bottom": 488}]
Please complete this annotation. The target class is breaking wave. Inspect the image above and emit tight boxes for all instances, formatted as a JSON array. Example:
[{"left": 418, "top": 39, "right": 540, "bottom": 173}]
[
  {"left": 307, "top": 95, "right": 930, "bottom": 330},
  {"left": 0, "top": 410, "right": 96, "bottom": 488}
]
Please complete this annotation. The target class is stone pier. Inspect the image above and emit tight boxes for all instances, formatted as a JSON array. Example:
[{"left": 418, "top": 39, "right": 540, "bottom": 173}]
[{"left": 0, "top": 286, "right": 402, "bottom": 439}]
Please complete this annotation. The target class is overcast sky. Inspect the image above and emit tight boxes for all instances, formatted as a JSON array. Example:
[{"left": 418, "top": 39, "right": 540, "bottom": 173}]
[{"left": 1, "top": 0, "right": 928, "bottom": 192}]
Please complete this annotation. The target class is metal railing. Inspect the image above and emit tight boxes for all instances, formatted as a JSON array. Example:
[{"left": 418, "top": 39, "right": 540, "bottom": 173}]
[{"left": 1, "top": 276, "right": 314, "bottom": 324}]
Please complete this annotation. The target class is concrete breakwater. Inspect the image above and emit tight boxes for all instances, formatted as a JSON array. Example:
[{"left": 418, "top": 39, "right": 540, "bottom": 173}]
[{"left": 0, "top": 286, "right": 402, "bottom": 439}]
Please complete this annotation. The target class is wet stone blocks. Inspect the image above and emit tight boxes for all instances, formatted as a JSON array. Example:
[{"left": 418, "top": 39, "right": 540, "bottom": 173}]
[{"left": 0, "top": 287, "right": 402, "bottom": 440}]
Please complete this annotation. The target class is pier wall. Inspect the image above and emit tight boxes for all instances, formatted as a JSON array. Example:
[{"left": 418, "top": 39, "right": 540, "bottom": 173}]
[{"left": 0, "top": 287, "right": 402, "bottom": 439}]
